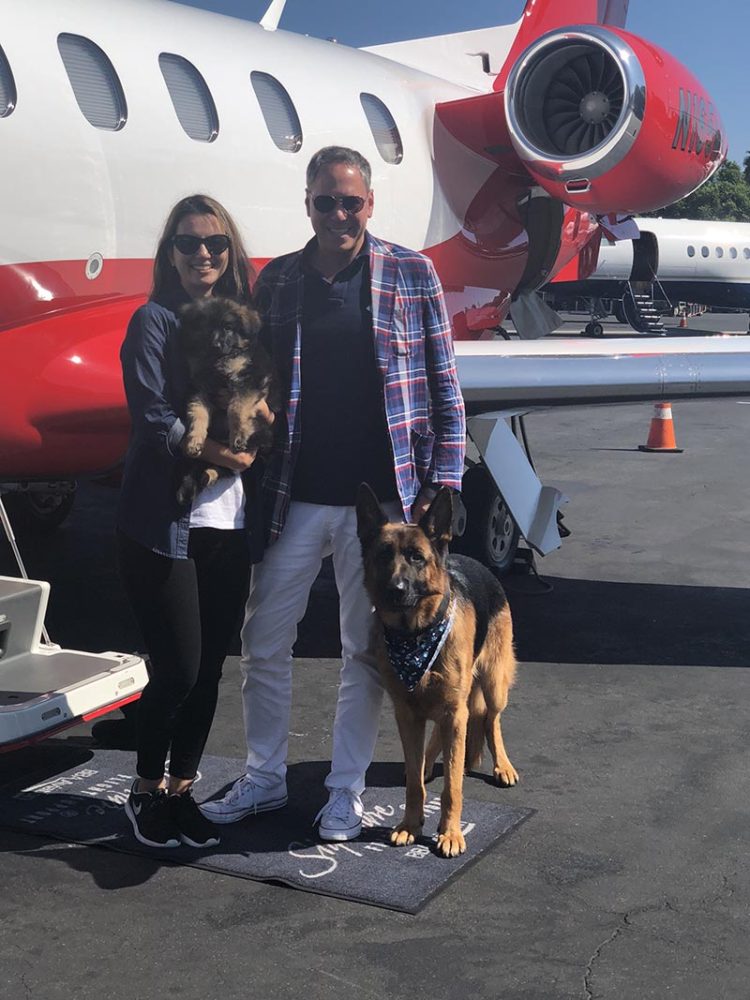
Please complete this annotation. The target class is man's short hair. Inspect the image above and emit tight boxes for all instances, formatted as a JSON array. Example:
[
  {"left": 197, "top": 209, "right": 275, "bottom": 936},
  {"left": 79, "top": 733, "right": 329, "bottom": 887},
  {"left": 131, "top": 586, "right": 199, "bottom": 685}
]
[{"left": 306, "top": 146, "right": 372, "bottom": 191}]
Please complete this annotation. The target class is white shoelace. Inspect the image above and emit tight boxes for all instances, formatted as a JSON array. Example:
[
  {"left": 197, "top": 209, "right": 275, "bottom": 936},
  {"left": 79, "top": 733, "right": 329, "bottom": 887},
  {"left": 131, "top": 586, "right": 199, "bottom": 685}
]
[
  {"left": 225, "top": 774, "right": 257, "bottom": 804},
  {"left": 314, "top": 788, "right": 360, "bottom": 826}
]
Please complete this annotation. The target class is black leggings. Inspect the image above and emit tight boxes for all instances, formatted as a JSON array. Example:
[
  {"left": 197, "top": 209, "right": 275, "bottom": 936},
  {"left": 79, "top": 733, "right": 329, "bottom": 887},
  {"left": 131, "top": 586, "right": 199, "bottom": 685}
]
[{"left": 117, "top": 528, "right": 250, "bottom": 781}]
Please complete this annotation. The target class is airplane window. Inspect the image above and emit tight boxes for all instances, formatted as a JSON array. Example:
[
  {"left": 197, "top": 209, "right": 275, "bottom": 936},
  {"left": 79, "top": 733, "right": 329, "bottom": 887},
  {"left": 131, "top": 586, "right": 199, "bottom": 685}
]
[
  {"left": 730, "top": 247, "right": 738, "bottom": 259},
  {"left": 716, "top": 247, "right": 724, "bottom": 258},
  {"left": 360, "top": 93, "right": 403, "bottom": 165},
  {"left": 0, "top": 44, "right": 16, "bottom": 117},
  {"left": 744, "top": 248, "right": 750, "bottom": 260},
  {"left": 687, "top": 245, "right": 695, "bottom": 257},
  {"left": 159, "top": 54, "right": 218, "bottom": 142},
  {"left": 57, "top": 34, "right": 127, "bottom": 131},
  {"left": 250, "top": 71, "right": 302, "bottom": 153},
  {"left": 701, "top": 246, "right": 709, "bottom": 258}
]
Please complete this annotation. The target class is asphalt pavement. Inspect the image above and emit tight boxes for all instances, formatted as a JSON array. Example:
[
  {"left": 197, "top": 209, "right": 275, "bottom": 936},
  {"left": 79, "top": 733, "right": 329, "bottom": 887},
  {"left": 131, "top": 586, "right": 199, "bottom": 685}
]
[{"left": 1, "top": 317, "right": 750, "bottom": 1000}]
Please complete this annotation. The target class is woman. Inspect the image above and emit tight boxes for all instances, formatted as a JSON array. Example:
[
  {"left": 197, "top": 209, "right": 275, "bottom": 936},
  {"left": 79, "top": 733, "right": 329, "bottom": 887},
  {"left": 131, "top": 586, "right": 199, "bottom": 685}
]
[{"left": 118, "top": 194, "right": 271, "bottom": 849}]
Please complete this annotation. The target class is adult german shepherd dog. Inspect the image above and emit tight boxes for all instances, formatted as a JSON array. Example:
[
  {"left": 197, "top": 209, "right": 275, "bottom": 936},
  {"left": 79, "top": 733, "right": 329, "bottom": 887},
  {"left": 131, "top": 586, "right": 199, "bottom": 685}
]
[
  {"left": 177, "top": 297, "right": 275, "bottom": 505},
  {"left": 356, "top": 483, "right": 518, "bottom": 858}
]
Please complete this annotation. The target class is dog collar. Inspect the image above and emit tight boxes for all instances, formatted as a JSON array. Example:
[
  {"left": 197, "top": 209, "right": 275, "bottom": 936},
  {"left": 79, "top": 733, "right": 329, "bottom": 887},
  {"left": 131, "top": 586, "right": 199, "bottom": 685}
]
[{"left": 383, "top": 598, "right": 455, "bottom": 692}]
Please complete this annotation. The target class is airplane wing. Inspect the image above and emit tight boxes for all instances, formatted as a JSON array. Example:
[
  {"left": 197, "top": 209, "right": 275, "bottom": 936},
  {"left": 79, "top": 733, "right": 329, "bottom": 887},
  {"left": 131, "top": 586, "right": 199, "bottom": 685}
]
[
  {"left": 454, "top": 334, "right": 750, "bottom": 557},
  {"left": 456, "top": 335, "right": 750, "bottom": 412}
]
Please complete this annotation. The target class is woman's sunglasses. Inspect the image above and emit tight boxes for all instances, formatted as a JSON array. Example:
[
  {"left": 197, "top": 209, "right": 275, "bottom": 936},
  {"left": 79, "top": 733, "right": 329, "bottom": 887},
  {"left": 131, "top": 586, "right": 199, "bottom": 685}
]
[
  {"left": 311, "top": 195, "right": 366, "bottom": 215},
  {"left": 171, "top": 234, "right": 231, "bottom": 255}
]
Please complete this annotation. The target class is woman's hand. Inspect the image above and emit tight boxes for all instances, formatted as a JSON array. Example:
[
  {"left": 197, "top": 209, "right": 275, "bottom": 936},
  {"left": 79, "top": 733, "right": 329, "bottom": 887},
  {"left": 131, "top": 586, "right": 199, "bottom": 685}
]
[{"left": 198, "top": 438, "right": 258, "bottom": 471}]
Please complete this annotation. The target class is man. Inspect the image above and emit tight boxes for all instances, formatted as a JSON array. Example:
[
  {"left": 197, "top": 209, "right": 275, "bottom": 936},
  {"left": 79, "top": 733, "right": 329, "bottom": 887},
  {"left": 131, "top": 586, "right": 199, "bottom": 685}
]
[{"left": 200, "top": 146, "right": 465, "bottom": 841}]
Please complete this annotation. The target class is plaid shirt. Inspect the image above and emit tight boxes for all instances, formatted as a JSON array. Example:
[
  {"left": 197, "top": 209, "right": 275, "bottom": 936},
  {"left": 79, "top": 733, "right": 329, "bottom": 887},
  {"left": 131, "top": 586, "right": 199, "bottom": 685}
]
[{"left": 254, "top": 232, "right": 466, "bottom": 543}]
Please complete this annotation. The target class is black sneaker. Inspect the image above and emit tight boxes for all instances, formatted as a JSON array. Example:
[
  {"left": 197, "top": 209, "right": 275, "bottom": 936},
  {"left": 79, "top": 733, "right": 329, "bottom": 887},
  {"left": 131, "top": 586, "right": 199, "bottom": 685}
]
[
  {"left": 124, "top": 780, "right": 181, "bottom": 848},
  {"left": 169, "top": 789, "right": 221, "bottom": 848}
]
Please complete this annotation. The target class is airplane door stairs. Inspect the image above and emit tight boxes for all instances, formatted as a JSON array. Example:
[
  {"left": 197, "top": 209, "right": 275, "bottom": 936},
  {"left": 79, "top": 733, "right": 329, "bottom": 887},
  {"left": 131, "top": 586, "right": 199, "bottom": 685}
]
[{"left": 0, "top": 498, "right": 148, "bottom": 752}]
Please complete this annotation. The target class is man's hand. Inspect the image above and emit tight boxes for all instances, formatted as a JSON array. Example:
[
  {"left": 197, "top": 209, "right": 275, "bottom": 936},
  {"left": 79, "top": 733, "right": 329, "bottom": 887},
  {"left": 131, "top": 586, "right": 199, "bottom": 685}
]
[{"left": 411, "top": 486, "right": 438, "bottom": 523}]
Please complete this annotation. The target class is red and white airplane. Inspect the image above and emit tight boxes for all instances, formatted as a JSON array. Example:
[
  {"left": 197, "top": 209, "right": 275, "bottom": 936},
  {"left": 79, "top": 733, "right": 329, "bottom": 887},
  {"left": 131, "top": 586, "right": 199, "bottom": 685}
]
[{"left": 2, "top": 0, "right": 750, "bottom": 748}]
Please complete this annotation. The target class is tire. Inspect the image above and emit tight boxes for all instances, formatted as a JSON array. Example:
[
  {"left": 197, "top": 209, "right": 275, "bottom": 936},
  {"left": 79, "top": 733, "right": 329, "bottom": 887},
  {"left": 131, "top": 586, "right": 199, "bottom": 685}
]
[
  {"left": 451, "top": 466, "right": 520, "bottom": 576},
  {"left": 3, "top": 489, "right": 76, "bottom": 533},
  {"left": 585, "top": 321, "right": 604, "bottom": 337}
]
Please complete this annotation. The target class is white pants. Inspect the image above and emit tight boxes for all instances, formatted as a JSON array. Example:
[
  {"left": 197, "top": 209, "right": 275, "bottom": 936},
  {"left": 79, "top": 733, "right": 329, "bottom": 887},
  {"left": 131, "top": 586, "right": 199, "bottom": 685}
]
[{"left": 239, "top": 501, "right": 399, "bottom": 795}]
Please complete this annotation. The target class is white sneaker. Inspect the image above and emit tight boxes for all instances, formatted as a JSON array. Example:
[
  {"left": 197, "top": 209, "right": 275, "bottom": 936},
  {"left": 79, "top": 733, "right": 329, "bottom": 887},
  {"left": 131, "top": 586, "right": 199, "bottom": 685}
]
[
  {"left": 314, "top": 788, "right": 363, "bottom": 842},
  {"left": 198, "top": 775, "right": 287, "bottom": 825}
]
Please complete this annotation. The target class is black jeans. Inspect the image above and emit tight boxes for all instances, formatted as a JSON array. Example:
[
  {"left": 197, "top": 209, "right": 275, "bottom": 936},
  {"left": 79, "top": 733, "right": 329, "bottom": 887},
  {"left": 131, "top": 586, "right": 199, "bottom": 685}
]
[{"left": 117, "top": 528, "right": 250, "bottom": 780}]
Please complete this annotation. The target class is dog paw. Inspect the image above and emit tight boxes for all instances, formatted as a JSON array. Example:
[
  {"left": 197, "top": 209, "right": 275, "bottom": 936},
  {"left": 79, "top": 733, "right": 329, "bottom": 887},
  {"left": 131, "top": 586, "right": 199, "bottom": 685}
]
[
  {"left": 436, "top": 831, "right": 466, "bottom": 858},
  {"left": 493, "top": 762, "right": 519, "bottom": 787},
  {"left": 390, "top": 825, "right": 420, "bottom": 847},
  {"left": 183, "top": 438, "right": 203, "bottom": 458}
]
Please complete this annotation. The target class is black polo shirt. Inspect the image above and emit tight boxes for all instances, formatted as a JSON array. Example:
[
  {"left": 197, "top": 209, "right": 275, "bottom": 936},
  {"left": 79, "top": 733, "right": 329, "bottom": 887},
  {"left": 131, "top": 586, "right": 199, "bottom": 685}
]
[{"left": 290, "top": 247, "right": 398, "bottom": 506}]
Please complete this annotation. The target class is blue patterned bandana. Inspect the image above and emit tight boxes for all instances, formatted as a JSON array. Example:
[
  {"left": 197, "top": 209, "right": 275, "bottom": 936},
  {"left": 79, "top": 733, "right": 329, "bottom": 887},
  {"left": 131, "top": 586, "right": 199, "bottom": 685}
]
[{"left": 383, "top": 602, "right": 455, "bottom": 692}]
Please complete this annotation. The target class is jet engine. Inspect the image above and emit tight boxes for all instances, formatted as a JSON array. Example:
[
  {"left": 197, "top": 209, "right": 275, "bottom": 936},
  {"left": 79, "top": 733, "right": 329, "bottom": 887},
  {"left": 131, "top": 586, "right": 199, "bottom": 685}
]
[{"left": 504, "top": 25, "right": 725, "bottom": 214}]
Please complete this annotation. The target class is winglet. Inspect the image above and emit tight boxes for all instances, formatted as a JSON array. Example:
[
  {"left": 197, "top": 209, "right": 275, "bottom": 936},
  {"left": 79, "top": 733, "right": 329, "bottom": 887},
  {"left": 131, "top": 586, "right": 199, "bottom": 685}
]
[{"left": 259, "top": 0, "right": 287, "bottom": 31}]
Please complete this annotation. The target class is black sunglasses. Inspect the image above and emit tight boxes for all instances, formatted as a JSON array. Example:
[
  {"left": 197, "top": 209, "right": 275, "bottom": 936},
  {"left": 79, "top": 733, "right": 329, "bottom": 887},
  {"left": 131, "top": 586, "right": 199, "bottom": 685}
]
[
  {"left": 311, "top": 195, "right": 366, "bottom": 214},
  {"left": 171, "top": 234, "right": 231, "bottom": 255}
]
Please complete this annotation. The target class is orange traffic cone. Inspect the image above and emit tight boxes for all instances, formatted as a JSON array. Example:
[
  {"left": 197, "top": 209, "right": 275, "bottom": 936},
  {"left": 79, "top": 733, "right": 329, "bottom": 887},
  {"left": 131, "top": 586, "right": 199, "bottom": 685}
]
[
  {"left": 679, "top": 310, "right": 688, "bottom": 328},
  {"left": 638, "top": 402, "right": 683, "bottom": 453}
]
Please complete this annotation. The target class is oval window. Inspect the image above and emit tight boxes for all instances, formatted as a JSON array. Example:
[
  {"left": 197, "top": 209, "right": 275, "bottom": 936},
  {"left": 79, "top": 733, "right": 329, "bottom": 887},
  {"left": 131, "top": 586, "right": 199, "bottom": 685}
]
[
  {"left": 251, "top": 71, "right": 302, "bottom": 153},
  {"left": 687, "top": 245, "right": 695, "bottom": 258},
  {"left": 159, "top": 53, "right": 219, "bottom": 142},
  {"left": 0, "top": 44, "right": 16, "bottom": 117},
  {"left": 58, "top": 33, "right": 127, "bottom": 130},
  {"left": 360, "top": 93, "right": 403, "bottom": 164}
]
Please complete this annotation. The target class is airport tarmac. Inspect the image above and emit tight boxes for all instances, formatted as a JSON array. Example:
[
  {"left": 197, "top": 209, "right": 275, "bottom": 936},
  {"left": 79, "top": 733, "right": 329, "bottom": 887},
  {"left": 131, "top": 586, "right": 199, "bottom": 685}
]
[{"left": 2, "top": 320, "right": 750, "bottom": 1000}]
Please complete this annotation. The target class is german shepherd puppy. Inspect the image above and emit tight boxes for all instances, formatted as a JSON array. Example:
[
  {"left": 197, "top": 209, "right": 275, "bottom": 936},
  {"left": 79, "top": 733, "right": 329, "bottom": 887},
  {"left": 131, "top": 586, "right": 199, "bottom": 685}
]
[
  {"left": 356, "top": 483, "right": 518, "bottom": 858},
  {"left": 176, "top": 297, "right": 275, "bottom": 505}
]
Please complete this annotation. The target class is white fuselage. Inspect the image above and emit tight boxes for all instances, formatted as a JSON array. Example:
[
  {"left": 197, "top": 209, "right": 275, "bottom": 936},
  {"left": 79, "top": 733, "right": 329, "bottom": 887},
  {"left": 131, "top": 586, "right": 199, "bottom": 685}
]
[
  {"left": 596, "top": 218, "right": 750, "bottom": 288},
  {"left": 0, "top": 0, "right": 509, "bottom": 277}
]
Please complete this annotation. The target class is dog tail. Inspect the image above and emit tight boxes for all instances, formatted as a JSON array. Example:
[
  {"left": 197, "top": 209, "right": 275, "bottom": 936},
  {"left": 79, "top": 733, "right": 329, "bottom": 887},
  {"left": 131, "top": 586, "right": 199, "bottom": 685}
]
[{"left": 465, "top": 682, "right": 487, "bottom": 773}]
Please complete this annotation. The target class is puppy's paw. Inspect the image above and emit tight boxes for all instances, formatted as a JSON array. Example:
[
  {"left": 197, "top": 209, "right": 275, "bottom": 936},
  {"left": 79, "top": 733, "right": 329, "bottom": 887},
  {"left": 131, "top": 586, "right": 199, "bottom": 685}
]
[
  {"left": 493, "top": 762, "right": 519, "bottom": 787},
  {"left": 200, "top": 467, "right": 220, "bottom": 488},
  {"left": 436, "top": 830, "right": 466, "bottom": 858},
  {"left": 183, "top": 436, "right": 204, "bottom": 459},
  {"left": 390, "top": 824, "right": 421, "bottom": 847}
]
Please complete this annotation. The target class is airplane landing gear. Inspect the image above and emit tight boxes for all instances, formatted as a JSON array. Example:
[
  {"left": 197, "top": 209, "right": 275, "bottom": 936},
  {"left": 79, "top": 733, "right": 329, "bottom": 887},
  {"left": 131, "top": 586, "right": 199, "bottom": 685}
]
[
  {"left": 583, "top": 320, "right": 604, "bottom": 337},
  {"left": 2, "top": 486, "right": 76, "bottom": 532},
  {"left": 451, "top": 465, "right": 520, "bottom": 576}
]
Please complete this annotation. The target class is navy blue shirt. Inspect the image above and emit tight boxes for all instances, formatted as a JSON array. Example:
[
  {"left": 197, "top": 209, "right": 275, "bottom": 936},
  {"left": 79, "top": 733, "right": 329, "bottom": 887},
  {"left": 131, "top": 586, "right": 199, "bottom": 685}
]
[
  {"left": 117, "top": 287, "right": 263, "bottom": 560},
  {"left": 290, "top": 248, "right": 397, "bottom": 506}
]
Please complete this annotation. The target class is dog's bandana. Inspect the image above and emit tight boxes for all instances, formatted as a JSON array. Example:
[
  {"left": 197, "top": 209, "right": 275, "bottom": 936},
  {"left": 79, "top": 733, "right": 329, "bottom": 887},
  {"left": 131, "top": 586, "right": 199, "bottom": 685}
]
[{"left": 383, "top": 601, "right": 455, "bottom": 692}]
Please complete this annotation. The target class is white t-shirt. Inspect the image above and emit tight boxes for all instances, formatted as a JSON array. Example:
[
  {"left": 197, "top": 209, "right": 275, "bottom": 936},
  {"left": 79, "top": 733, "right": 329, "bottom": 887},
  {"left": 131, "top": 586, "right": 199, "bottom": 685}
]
[{"left": 189, "top": 472, "right": 245, "bottom": 529}]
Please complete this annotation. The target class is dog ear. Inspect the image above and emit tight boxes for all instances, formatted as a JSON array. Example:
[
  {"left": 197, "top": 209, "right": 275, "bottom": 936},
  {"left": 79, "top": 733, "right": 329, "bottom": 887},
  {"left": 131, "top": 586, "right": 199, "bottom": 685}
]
[
  {"left": 355, "top": 483, "right": 387, "bottom": 546},
  {"left": 418, "top": 488, "right": 453, "bottom": 550}
]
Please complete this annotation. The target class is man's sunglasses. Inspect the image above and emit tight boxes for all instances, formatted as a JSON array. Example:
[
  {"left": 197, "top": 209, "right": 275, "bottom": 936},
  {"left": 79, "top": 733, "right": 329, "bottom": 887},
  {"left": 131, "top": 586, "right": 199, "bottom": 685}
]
[
  {"left": 171, "top": 234, "right": 231, "bottom": 255},
  {"left": 311, "top": 195, "right": 366, "bottom": 214}
]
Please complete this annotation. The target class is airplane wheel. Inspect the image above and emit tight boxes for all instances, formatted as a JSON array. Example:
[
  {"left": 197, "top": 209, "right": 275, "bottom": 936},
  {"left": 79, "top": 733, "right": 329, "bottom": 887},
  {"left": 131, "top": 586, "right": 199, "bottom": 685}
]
[
  {"left": 585, "top": 321, "right": 604, "bottom": 337},
  {"left": 451, "top": 466, "right": 519, "bottom": 576},
  {"left": 3, "top": 490, "right": 76, "bottom": 533}
]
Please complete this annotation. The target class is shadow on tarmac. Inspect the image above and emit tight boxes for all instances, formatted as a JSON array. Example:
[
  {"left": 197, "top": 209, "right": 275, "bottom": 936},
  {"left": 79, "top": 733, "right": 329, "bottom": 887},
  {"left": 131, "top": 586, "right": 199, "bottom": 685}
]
[{"left": 2, "top": 482, "right": 747, "bottom": 669}]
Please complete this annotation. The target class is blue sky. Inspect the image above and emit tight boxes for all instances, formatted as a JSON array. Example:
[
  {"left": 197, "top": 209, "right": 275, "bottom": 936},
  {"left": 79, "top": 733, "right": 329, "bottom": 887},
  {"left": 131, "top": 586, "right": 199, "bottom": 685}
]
[{"left": 177, "top": 0, "right": 749, "bottom": 167}]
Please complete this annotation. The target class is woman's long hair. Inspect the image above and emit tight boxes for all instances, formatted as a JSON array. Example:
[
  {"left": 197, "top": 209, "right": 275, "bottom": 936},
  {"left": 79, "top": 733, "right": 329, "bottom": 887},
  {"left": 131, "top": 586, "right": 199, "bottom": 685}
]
[{"left": 151, "top": 194, "right": 253, "bottom": 302}]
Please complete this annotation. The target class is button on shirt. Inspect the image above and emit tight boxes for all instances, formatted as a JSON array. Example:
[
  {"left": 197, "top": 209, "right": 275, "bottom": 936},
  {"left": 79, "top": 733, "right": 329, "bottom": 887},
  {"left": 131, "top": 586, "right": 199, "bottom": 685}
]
[{"left": 290, "top": 248, "right": 398, "bottom": 506}]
